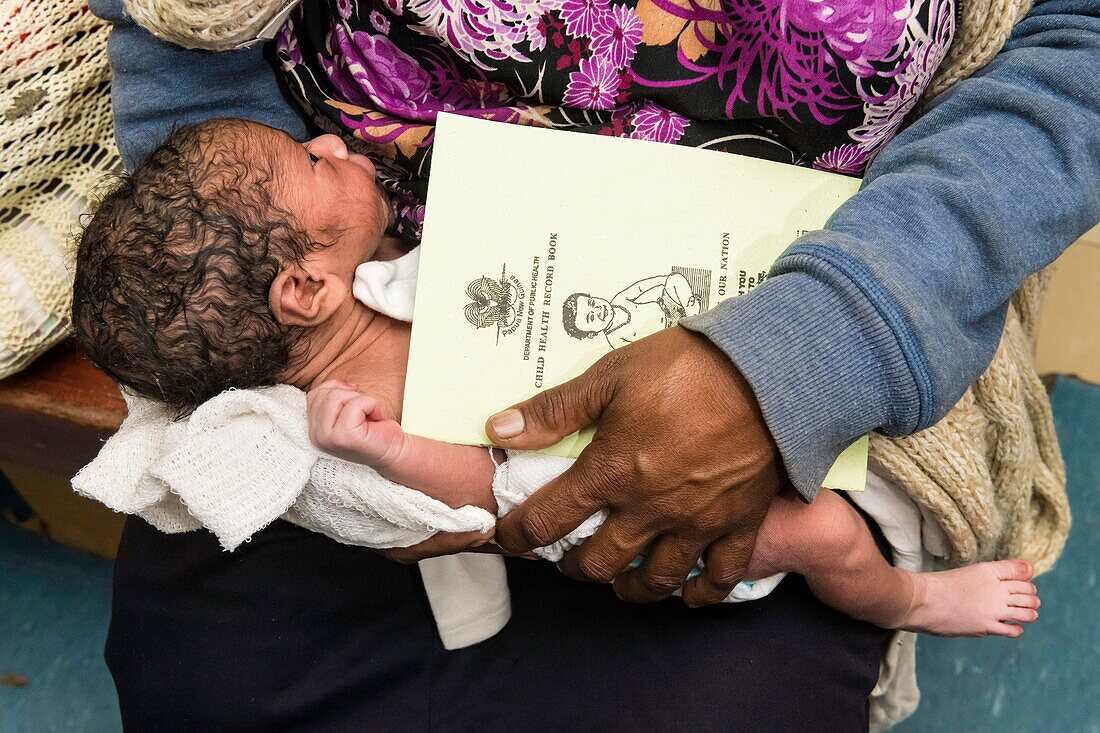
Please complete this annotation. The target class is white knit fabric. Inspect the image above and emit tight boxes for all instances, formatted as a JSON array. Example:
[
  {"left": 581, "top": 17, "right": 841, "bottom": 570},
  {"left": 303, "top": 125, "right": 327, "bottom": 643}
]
[
  {"left": 353, "top": 248, "right": 420, "bottom": 322},
  {"left": 492, "top": 453, "right": 606, "bottom": 561},
  {"left": 493, "top": 453, "right": 788, "bottom": 602},
  {"left": 72, "top": 386, "right": 496, "bottom": 552},
  {"left": 121, "top": 0, "right": 296, "bottom": 50}
]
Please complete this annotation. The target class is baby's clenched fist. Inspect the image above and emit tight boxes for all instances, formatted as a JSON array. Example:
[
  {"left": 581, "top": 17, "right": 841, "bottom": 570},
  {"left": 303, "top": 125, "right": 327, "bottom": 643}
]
[{"left": 307, "top": 380, "right": 410, "bottom": 468}]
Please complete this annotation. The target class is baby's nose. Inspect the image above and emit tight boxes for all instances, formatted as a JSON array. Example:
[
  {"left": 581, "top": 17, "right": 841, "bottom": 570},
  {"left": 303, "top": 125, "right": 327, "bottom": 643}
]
[{"left": 306, "top": 134, "right": 349, "bottom": 160}]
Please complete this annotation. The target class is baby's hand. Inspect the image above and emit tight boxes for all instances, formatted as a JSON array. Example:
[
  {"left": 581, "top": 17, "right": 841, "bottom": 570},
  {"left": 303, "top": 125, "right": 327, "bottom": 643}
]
[{"left": 307, "top": 380, "right": 408, "bottom": 468}]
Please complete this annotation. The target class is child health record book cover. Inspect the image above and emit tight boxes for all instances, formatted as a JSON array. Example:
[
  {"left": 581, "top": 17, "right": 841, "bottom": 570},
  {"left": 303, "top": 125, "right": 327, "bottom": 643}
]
[{"left": 403, "top": 114, "right": 867, "bottom": 491}]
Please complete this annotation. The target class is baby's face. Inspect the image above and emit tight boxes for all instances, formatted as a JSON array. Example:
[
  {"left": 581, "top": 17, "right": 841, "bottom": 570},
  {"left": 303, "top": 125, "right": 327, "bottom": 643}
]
[{"left": 253, "top": 124, "right": 393, "bottom": 280}]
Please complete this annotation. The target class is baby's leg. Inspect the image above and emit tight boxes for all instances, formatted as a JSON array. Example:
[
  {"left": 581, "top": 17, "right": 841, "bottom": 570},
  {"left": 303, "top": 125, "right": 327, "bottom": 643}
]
[{"left": 746, "top": 490, "right": 1040, "bottom": 637}]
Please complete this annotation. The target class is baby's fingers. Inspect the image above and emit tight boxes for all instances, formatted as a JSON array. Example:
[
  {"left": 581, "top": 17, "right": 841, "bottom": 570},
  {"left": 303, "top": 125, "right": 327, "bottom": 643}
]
[
  {"left": 309, "top": 387, "right": 363, "bottom": 440},
  {"left": 313, "top": 379, "right": 359, "bottom": 393},
  {"left": 380, "top": 529, "right": 495, "bottom": 564},
  {"left": 334, "top": 395, "right": 380, "bottom": 435}
]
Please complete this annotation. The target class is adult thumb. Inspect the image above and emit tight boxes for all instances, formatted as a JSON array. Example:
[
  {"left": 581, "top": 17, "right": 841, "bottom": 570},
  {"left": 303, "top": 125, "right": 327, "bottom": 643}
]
[{"left": 485, "top": 365, "right": 611, "bottom": 450}]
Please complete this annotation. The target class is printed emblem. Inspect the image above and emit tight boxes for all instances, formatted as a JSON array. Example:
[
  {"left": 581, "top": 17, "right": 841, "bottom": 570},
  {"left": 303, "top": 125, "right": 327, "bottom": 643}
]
[{"left": 464, "top": 265, "right": 525, "bottom": 342}]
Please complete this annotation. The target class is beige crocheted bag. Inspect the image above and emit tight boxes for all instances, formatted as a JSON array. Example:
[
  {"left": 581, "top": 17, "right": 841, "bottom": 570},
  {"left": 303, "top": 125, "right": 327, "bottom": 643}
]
[{"left": 0, "top": 1, "right": 121, "bottom": 379}]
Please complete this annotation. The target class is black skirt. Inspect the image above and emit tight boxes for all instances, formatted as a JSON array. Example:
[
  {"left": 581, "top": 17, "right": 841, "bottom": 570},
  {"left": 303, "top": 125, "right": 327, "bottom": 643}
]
[{"left": 106, "top": 514, "right": 890, "bottom": 732}]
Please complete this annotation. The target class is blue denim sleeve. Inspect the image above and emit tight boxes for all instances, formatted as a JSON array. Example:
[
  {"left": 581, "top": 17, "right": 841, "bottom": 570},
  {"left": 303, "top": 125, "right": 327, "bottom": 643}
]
[
  {"left": 682, "top": 0, "right": 1100, "bottom": 499},
  {"left": 89, "top": 0, "right": 308, "bottom": 171}
]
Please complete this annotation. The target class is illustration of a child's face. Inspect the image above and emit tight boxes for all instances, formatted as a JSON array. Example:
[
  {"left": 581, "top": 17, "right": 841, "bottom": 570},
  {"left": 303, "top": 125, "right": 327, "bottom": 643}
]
[{"left": 572, "top": 294, "right": 613, "bottom": 334}]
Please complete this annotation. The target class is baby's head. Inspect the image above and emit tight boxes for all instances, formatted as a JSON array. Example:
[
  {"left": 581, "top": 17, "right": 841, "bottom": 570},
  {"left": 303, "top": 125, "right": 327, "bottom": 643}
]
[{"left": 73, "top": 118, "right": 391, "bottom": 411}]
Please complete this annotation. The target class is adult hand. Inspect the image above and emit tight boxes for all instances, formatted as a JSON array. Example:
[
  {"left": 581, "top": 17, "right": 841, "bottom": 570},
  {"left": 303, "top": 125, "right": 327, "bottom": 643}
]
[
  {"left": 377, "top": 529, "right": 498, "bottom": 564},
  {"left": 485, "top": 327, "right": 784, "bottom": 605}
]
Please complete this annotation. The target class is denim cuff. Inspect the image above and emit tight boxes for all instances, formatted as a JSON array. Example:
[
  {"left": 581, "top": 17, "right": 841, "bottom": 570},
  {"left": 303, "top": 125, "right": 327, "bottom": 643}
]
[{"left": 681, "top": 260, "right": 921, "bottom": 500}]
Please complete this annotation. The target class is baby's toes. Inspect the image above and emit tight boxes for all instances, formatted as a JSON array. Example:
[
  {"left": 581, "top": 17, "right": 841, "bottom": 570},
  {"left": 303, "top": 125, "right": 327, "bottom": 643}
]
[
  {"left": 1003, "top": 606, "right": 1039, "bottom": 624},
  {"left": 1009, "top": 593, "right": 1040, "bottom": 609},
  {"left": 1003, "top": 580, "right": 1037, "bottom": 596},
  {"left": 989, "top": 621, "right": 1025, "bottom": 638},
  {"left": 994, "top": 558, "right": 1034, "bottom": 581}
]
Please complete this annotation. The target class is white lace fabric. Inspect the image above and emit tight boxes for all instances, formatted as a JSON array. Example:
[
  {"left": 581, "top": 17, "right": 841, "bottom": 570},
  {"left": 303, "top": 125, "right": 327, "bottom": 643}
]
[{"left": 72, "top": 385, "right": 495, "bottom": 551}]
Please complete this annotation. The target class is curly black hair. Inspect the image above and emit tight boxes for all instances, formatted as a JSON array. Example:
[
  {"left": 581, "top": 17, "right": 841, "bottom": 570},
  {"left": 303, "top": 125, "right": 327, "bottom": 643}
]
[
  {"left": 561, "top": 292, "right": 600, "bottom": 340},
  {"left": 72, "top": 119, "right": 316, "bottom": 412}
]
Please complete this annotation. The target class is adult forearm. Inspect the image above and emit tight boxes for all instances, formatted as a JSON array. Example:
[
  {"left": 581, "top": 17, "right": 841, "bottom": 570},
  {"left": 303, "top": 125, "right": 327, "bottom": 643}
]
[
  {"left": 684, "top": 0, "right": 1100, "bottom": 499},
  {"left": 89, "top": 0, "right": 306, "bottom": 171}
]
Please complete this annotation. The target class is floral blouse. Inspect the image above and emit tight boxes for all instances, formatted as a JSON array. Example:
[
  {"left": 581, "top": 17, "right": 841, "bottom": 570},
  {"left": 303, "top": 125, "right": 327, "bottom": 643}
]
[{"left": 277, "top": 0, "right": 955, "bottom": 239}]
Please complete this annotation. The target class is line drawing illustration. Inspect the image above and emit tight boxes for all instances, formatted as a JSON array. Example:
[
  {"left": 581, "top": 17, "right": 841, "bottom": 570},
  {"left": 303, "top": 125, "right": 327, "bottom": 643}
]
[{"left": 562, "top": 267, "right": 711, "bottom": 349}]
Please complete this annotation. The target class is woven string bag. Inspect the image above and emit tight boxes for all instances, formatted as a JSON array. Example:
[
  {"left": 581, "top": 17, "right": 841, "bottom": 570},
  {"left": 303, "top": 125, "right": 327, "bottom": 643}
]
[
  {"left": 0, "top": 0, "right": 122, "bottom": 378},
  {"left": 122, "top": 0, "right": 288, "bottom": 50}
]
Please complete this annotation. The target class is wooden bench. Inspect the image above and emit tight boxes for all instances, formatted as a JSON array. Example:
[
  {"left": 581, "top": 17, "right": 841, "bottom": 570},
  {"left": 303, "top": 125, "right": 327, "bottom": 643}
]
[{"left": 0, "top": 344, "right": 124, "bottom": 478}]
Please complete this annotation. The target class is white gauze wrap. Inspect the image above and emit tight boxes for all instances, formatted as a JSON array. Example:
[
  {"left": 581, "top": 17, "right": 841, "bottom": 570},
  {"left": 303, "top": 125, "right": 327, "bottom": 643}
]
[
  {"left": 72, "top": 386, "right": 495, "bottom": 552},
  {"left": 353, "top": 248, "right": 419, "bottom": 322}
]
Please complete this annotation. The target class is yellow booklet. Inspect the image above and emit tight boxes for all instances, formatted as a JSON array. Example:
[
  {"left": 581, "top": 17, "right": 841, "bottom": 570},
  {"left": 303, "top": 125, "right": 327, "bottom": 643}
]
[{"left": 403, "top": 114, "right": 868, "bottom": 492}]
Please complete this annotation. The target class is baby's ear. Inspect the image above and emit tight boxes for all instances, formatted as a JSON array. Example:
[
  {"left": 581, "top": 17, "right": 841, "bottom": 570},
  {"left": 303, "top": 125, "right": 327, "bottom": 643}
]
[{"left": 269, "top": 264, "right": 345, "bottom": 327}]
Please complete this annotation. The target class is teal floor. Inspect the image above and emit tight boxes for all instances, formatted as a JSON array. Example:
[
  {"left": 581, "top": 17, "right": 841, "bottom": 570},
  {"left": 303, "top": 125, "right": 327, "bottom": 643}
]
[
  {"left": 0, "top": 376, "right": 1097, "bottom": 732},
  {"left": 895, "top": 375, "right": 1100, "bottom": 733},
  {"left": 0, "top": 525, "right": 119, "bottom": 731}
]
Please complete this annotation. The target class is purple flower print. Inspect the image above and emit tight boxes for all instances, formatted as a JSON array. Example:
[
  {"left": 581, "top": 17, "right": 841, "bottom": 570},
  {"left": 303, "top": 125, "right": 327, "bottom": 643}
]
[
  {"left": 275, "top": 19, "right": 301, "bottom": 70},
  {"left": 328, "top": 26, "right": 438, "bottom": 118},
  {"left": 812, "top": 143, "right": 867, "bottom": 174},
  {"left": 848, "top": 0, "right": 954, "bottom": 162},
  {"left": 371, "top": 9, "right": 391, "bottom": 33},
  {"left": 635, "top": 0, "right": 914, "bottom": 124},
  {"left": 383, "top": 0, "right": 403, "bottom": 14},
  {"left": 417, "top": 44, "right": 517, "bottom": 109},
  {"left": 784, "top": 0, "right": 912, "bottom": 78},
  {"left": 390, "top": 197, "right": 426, "bottom": 240},
  {"left": 563, "top": 56, "right": 619, "bottom": 109},
  {"left": 522, "top": 0, "right": 565, "bottom": 51},
  {"left": 336, "top": 0, "right": 353, "bottom": 20},
  {"left": 407, "top": 0, "right": 530, "bottom": 70},
  {"left": 528, "top": 18, "right": 548, "bottom": 51},
  {"left": 590, "top": 4, "right": 642, "bottom": 69},
  {"left": 628, "top": 101, "right": 689, "bottom": 143},
  {"left": 559, "top": 0, "right": 610, "bottom": 37}
]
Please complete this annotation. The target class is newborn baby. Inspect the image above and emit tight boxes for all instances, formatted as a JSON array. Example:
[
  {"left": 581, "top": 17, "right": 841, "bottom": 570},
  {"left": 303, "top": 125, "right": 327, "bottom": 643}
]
[{"left": 72, "top": 118, "right": 1040, "bottom": 638}]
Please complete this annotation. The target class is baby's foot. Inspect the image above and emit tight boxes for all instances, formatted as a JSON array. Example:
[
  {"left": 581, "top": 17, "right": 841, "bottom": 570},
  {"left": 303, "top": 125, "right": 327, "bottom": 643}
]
[{"left": 897, "top": 559, "right": 1040, "bottom": 637}]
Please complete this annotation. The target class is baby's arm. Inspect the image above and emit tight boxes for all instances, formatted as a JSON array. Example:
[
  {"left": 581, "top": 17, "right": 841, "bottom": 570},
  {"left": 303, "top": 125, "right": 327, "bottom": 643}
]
[{"left": 307, "top": 381, "right": 497, "bottom": 513}]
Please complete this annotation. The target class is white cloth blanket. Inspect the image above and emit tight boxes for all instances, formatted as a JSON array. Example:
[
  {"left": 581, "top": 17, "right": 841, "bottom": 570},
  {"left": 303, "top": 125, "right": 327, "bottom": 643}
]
[
  {"left": 71, "top": 385, "right": 516, "bottom": 648},
  {"left": 73, "top": 386, "right": 496, "bottom": 551},
  {"left": 353, "top": 248, "right": 420, "bottom": 322}
]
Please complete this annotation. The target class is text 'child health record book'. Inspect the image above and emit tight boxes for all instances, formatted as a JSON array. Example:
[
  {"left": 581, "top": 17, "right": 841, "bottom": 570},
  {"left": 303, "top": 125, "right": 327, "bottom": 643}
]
[{"left": 403, "top": 113, "right": 867, "bottom": 491}]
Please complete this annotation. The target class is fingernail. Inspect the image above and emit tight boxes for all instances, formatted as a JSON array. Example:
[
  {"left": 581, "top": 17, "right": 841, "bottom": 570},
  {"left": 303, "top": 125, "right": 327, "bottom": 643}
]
[{"left": 489, "top": 409, "right": 525, "bottom": 438}]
